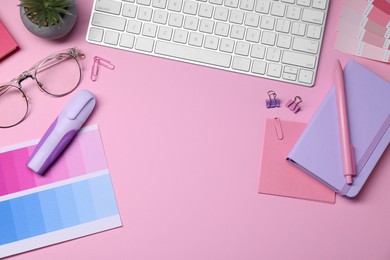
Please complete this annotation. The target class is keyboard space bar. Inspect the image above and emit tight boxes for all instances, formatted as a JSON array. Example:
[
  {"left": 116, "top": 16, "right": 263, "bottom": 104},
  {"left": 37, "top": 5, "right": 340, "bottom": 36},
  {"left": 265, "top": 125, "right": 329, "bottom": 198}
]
[{"left": 155, "top": 41, "right": 232, "bottom": 68}]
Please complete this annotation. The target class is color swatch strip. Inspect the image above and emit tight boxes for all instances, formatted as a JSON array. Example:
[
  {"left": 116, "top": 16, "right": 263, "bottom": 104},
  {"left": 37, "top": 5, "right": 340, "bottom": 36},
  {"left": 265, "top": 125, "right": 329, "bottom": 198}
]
[
  {"left": 0, "top": 173, "right": 118, "bottom": 245},
  {"left": 0, "top": 125, "right": 122, "bottom": 258},
  {"left": 0, "top": 126, "right": 108, "bottom": 196},
  {"left": 335, "top": 0, "right": 390, "bottom": 63}
]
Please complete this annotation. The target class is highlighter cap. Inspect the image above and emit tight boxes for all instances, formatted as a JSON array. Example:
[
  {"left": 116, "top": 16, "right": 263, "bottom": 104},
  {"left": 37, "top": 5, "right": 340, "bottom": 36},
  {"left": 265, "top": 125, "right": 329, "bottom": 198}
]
[{"left": 27, "top": 90, "right": 96, "bottom": 174}]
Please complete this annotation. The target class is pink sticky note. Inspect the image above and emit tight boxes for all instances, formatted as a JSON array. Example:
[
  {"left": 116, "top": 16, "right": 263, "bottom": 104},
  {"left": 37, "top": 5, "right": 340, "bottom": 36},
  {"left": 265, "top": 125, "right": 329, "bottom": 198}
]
[{"left": 258, "top": 118, "right": 336, "bottom": 203}]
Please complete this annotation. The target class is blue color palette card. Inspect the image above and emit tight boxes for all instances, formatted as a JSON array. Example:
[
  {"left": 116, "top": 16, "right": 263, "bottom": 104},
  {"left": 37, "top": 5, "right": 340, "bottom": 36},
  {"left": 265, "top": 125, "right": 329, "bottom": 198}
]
[{"left": 0, "top": 125, "right": 122, "bottom": 258}]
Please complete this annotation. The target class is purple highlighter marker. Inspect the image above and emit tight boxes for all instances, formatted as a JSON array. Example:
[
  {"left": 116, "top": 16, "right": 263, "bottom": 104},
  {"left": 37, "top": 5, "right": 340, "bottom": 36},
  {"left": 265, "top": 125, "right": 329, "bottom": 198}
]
[{"left": 27, "top": 90, "right": 96, "bottom": 175}]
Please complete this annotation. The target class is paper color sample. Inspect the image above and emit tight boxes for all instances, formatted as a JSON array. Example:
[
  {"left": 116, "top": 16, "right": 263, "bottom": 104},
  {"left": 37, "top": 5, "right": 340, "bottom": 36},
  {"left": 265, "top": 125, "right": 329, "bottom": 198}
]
[
  {"left": 344, "top": 0, "right": 390, "bottom": 27},
  {"left": 337, "top": 18, "right": 389, "bottom": 49},
  {"left": 287, "top": 60, "right": 390, "bottom": 198},
  {"left": 335, "top": 33, "right": 390, "bottom": 63},
  {"left": 0, "top": 21, "right": 18, "bottom": 60},
  {"left": 340, "top": 6, "right": 390, "bottom": 39},
  {"left": 258, "top": 118, "right": 336, "bottom": 203},
  {"left": 0, "top": 125, "right": 122, "bottom": 258}
]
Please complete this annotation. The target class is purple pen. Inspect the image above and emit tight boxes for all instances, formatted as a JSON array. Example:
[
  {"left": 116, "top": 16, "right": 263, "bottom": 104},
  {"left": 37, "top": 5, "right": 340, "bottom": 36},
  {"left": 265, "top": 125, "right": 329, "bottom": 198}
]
[{"left": 27, "top": 90, "right": 96, "bottom": 175}]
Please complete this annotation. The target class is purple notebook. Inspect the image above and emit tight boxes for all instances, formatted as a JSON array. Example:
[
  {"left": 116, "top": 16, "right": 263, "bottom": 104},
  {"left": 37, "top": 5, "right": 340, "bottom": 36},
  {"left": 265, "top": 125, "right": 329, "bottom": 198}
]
[{"left": 287, "top": 60, "right": 390, "bottom": 198}]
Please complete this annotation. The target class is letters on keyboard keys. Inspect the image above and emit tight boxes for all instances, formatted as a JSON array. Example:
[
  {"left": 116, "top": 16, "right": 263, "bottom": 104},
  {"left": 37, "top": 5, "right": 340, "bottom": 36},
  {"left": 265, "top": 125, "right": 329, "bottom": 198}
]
[{"left": 87, "top": 0, "right": 329, "bottom": 87}]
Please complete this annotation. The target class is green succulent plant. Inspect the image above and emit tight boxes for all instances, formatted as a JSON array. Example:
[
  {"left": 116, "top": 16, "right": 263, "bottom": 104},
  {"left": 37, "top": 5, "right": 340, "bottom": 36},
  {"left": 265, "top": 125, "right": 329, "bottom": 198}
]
[{"left": 19, "top": 0, "right": 74, "bottom": 27}]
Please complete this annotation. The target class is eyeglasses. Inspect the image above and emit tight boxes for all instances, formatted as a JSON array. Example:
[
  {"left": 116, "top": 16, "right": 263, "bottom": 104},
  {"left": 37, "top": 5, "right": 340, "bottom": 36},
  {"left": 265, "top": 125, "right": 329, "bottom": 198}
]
[{"left": 0, "top": 47, "right": 85, "bottom": 128}]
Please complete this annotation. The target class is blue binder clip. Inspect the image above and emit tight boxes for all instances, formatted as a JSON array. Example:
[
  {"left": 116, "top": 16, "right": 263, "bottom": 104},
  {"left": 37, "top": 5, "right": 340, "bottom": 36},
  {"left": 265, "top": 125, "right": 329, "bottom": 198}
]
[
  {"left": 286, "top": 96, "right": 303, "bottom": 114},
  {"left": 266, "top": 90, "right": 280, "bottom": 108}
]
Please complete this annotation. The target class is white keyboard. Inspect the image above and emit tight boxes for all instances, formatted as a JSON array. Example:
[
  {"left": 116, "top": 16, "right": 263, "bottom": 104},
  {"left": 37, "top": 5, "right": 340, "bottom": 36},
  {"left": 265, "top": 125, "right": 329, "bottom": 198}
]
[{"left": 86, "top": 0, "right": 329, "bottom": 87}]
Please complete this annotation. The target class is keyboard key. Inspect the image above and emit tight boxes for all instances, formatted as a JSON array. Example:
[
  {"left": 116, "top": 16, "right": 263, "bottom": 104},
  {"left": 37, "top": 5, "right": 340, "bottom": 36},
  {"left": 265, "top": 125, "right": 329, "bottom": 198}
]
[
  {"left": 173, "top": 29, "right": 188, "bottom": 43},
  {"left": 230, "top": 25, "right": 245, "bottom": 40},
  {"left": 209, "top": 0, "right": 223, "bottom": 5},
  {"left": 296, "top": 0, "right": 310, "bottom": 7},
  {"left": 292, "top": 37, "right": 319, "bottom": 54},
  {"left": 291, "top": 22, "right": 306, "bottom": 36},
  {"left": 157, "top": 26, "right": 173, "bottom": 40},
  {"left": 276, "top": 34, "right": 291, "bottom": 48},
  {"left": 199, "top": 19, "right": 215, "bottom": 33},
  {"left": 307, "top": 24, "right": 322, "bottom": 39},
  {"left": 240, "top": 0, "right": 255, "bottom": 11},
  {"left": 88, "top": 27, "right": 104, "bottom": 42},
  {"left": 230, "top": 10, "right": 244, "bottom": 24},
  {"left": 232, "top": 56, "right": 251, "bottom": 71},
  {"left": 127, "top": 20, "right": 142, "bottom": 34},
  {"left": 168, "top": 0, "right": 183, "bottom": 12},
  {"left": 155, "top": 41, "right": 232, "bottom": 67},
  {"left": 282, "top": 72, "right": 296, "bottom": 81},
  {"left": 266, "top": 47, "right": 281, "bottom": 62},
  {"left": 235, "top": 41, "right": 250, "bottom": 56},
  {"left": 260, "top": 16, "right": 275, "bottom": 30},
  {"left": 104, "top": 30, "right": 120, "bottom": 45},
  {"left": 183, "top": 1, "right": 198, "bottom": 15},
  {"left": 267, "top": 63, "right": 282, "bottom": 77},
  {"left": 275, "top": 19, "right": 290, "bottom": 33},
  {"left": 225, "top": 0, "right": 239, "bottom": 8},
  {"left": 137, "top": 0, "right": 151, "bottom": 5},
  {"left": 92, "top": 12, "right": 126, "bottom": 31},
  {"left": 245, "top": 13, "right": 260, "bottom": 27},
  {"left": 168, "top": 13, "right": 184, "bottom": 27},
  {"left": 122, "top": 3, "right": 138, "bottom": 18},
  {"left": 142, "top": 23, "right": 158, "bottom": 37},
  {"left": 199, "top": 3, "right": 214, "bottom": 18},
  {"left": 250, "top": 44, "right": 265, "bottom": 59},
  {"left": 312, "top": 0, "right": 327, "bottom": 10},
  {"left": 252, "top": 60, "right": 266, "bottom": 74},
  {"left": 153, "top": 9, "right": 168, "bottom": 24},
  {"left": 302, "top": 8, "right": 324, "bottom": 24},
  {"left": 204, "top": 35, "right": 219, "bottom": 50},
  {"left": 214, "top": 6, "right": 229, "bottom": 21},
  {"left": 189, "top": 32, "right": 204, "bottom": 47},
  {"left": 246, "top": 28, "right": 261, "bottom": 43},
  {"left": 255, "top": 0, "right": 270, "bottom": 14},
  {"left": 95, "top": 0, "right": 122, "bottom": 15},
  {"left": 215, "top": 22, "right": 230, "bottom": 37},
  {"left": 184, "top": 16, "right": 199, "bottom": 30},
  {"left": 282, "top": 50, "right": 316, "bottom": 69},
  {"left": 138, "top": 6, "right": 153, "bottom": 21},
  {"left": 286, "top": 5, "right": 301, "bottom": 20},
  {"left": 120, "top": 34, "right": 135, "bottom": 48},
  {"left": 261, "top": 31, "right": 276, "bottom": 45},
  {"left": 220, "top": 38, "right": 235, "bottom": 53},
  {"left": 152, "top": 0, "right": 167, "bottom": 8},
  {"left": 135, "top": 37, "right": 155, "bottom": 52},
  {"left": 270, "top": 2, "right": 286, "bottom": 17},
  {"left": 298, "top": 69, "right": 313, "bottom": 84}
]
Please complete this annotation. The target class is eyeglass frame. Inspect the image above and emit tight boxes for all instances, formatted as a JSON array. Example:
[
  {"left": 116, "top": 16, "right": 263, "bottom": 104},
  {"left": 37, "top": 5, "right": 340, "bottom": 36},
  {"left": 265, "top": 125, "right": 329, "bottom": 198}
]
[{"left": 0, "top": 47, "right": 85, "bottom": 128}]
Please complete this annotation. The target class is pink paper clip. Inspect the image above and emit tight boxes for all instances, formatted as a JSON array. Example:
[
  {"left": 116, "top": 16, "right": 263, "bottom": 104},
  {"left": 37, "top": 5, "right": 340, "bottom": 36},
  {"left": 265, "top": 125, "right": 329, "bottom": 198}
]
[
  {"left": 286, "top": 96, "right": 303, "bottom": 114},
  {"left": 91, "top": 56, "right": 115, "bottom": 82}
]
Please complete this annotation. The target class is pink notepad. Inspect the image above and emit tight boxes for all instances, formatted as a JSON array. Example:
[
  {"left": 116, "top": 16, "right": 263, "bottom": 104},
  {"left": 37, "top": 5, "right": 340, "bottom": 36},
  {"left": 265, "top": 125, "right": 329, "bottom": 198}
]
[
  {"left": 258, "top": 118, "right": 336, "bottom": 203},
  {"left": 0, "top": 21, "right": 17, "bottom": 60}
]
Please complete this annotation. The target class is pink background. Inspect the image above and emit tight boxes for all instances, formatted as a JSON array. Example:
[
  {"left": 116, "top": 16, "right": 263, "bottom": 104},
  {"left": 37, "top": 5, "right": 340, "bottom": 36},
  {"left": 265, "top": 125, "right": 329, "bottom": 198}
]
[{"left": 1, "top": 0, "right": 389, "bottom": 259}]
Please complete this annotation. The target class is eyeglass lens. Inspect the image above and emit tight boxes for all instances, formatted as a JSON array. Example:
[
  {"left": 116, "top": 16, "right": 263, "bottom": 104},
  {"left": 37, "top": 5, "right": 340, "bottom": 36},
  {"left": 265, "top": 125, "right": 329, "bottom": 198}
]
[
  {"left": 35, "top": 54, "right": 81, "bottom": 96},
  {"left": 0, "top": 86, "right": 28, "bottom": 128}
]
